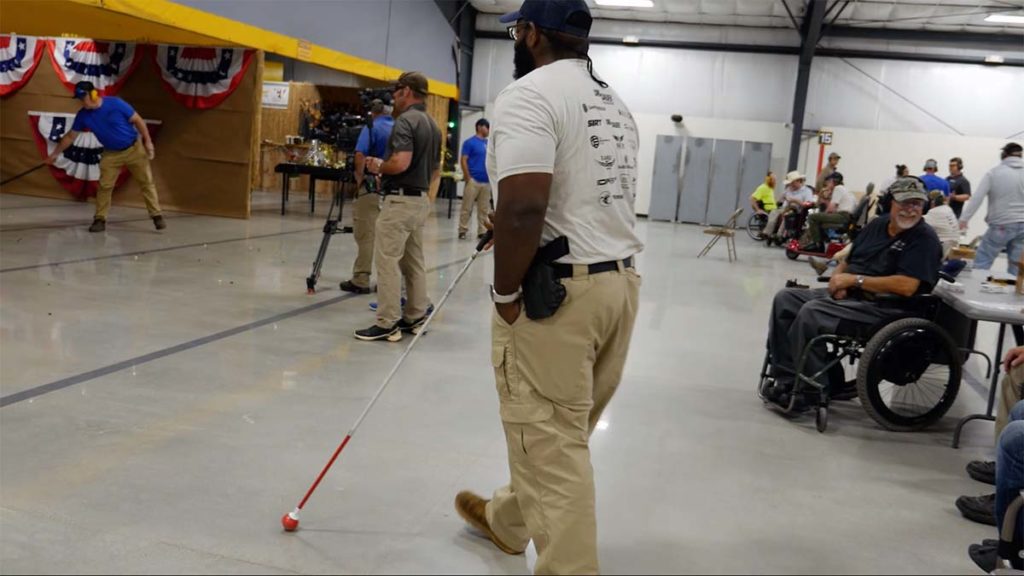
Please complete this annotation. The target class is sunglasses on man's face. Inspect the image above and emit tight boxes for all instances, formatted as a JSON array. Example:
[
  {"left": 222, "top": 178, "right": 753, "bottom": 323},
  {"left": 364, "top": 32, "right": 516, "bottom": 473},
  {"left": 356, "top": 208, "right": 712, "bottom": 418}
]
[{"left": 507, "top": 21, "right": 530, "bottom": 41}]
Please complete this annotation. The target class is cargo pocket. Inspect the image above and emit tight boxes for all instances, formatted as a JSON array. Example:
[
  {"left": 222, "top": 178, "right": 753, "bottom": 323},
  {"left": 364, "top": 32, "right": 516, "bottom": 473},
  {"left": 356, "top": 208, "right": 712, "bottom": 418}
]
[{"left": 492, "top": 343, "right": 516, "bottom": 402}]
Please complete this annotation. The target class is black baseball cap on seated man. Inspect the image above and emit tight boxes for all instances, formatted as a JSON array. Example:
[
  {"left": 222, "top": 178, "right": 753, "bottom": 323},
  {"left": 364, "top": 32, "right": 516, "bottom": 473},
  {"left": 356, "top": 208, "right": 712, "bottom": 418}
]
[
  {"left": 73, "top": 80, "right": 96, "bottom": 99},
  {"left": 500, "top": 0, "right": 593, "bottom": 38}
]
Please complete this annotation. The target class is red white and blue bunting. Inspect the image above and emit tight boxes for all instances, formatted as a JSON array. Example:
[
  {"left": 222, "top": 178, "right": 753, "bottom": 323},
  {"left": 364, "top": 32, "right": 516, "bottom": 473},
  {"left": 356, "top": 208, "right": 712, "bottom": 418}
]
[
  {"left": 153, "top": 45, "right": 254, "bottom": 109},
  {"left": 46, "top": 38, "right": 143, "bottom": 96},
  {"left": 0, "top": 34, "right": 44, "bottom": 97},
  {"left": 28, "top": 111, "right": 162, "bottom": 199}
]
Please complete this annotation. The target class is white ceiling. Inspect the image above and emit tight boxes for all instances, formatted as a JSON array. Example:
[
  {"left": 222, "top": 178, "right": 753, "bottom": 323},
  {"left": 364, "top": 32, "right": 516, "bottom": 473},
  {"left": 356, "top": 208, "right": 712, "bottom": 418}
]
[{"left": 469, "top": 0, "right": 1024, "bottom": 34}]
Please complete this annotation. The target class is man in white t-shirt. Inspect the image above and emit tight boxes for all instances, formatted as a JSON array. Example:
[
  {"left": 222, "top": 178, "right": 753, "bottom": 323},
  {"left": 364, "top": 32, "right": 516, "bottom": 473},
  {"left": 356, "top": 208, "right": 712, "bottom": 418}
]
[
  {"left": 767, "top": 170, "right": 814, "bottom": 240},
  {"left": 453, "top": 1, "right": 643, "bottom": 574},
  {"left": 923, "top": 190, "right": 961, "bottom": 256},
  {"left": 802, "top": 171, "right": 855, "bottom": 252}
]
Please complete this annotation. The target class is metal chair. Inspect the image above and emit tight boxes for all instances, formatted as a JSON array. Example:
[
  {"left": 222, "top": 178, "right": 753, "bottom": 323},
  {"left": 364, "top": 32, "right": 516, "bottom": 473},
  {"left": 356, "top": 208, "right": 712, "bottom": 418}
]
[{"left": 698, "top": 207, "right": 744, "bottom": 262}]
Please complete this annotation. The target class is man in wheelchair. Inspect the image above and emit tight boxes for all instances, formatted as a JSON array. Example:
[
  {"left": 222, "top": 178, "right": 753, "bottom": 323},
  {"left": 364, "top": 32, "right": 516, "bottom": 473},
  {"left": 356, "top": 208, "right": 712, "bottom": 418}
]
[{"left": 763, "top": 177, "right": 944, "bottom": 409}]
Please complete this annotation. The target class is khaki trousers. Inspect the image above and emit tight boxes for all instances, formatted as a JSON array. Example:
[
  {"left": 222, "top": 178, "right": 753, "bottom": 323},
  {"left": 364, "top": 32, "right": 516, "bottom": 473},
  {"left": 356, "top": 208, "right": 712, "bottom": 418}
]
[
  {"left": 351, "top": 190, "right": 381, "bottom": 289},
  {"left": 459, "top": 179, "right": 492, "bottom": 236},
  {"left": 485, "top": 265, "right": 641, "bottom": 575},
  {"left": 997, "top": 363, "right": 1024, "bottom": 442},
  {"left": 373, "top": 195, "right": 430, "bottom": 328},
  {"left": 96, "top": 140, "right": 161, "bottom": 220}
]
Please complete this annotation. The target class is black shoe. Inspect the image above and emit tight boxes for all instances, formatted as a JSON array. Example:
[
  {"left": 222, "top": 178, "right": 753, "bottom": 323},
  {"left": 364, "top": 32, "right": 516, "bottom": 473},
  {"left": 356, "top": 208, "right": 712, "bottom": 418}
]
[
  {"left": 152, "top": 215, "right": 166, "bottom": 230},
  {"left": 88, "top": 218, "right": 106, "bottom": 233},
  {"left": 832, "top": 380, "right": 858, "bottom": 401},
  {"left": 956, "top": 493, "right": 997, "bottom": 526},
  {"left": 968, "top": 540, "right": 1000, "bottom": 573},
  {"left": 354, "top": 324, "right": 402, "bottom": 342},
  {"left": 967, "top": 460, "right": 996, "bottom": 486},
  {"left": 397, "top": 315, "right": 428, "bottom": 334},
  {"left": 458, "top": 232, "right": 467, "bottom": 240},
  {"left": 340, "top": 280, "right": 371, "bottom": 295}
]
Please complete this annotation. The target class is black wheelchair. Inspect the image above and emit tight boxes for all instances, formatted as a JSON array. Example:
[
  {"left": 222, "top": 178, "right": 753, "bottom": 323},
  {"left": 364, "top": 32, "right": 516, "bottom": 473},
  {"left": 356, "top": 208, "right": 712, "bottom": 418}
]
[
  {"left": 757, "top": 281, "right": 991, "bottom": 433},
  {"left": 747, "top": 212, "right": 768, "bottom": 241}
]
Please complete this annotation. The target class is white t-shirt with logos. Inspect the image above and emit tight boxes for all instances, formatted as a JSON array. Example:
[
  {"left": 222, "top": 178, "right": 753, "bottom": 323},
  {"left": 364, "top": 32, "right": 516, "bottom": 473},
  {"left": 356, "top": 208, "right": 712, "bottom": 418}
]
[
  {"left": 486, "top": 59, "right": 644, "bottom": 265},
  {"left": 831, "top": 185, "right": 856, "bottom": 213}
]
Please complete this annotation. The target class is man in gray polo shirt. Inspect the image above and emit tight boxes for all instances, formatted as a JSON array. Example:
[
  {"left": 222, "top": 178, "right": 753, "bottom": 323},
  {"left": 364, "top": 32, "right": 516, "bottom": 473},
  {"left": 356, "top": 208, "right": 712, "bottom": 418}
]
[{"left": 356, "top": 71, "right": 442, "bottom": 342}]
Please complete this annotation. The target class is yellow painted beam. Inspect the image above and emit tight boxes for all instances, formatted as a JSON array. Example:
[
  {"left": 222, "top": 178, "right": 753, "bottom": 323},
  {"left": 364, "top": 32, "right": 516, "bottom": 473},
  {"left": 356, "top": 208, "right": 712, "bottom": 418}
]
[{"left": 66, "top": 0, "right": 459, "bottom": 99}]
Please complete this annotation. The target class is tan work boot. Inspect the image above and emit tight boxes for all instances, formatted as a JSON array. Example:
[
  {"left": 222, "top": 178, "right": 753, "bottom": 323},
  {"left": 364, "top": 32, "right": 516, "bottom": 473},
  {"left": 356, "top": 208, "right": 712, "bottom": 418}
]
[
  {"left": 808, "top": 256, "right": 828, "bottom": 276},
  {"left": 454, "top": 491, "right": 523, "bottom": 555}
]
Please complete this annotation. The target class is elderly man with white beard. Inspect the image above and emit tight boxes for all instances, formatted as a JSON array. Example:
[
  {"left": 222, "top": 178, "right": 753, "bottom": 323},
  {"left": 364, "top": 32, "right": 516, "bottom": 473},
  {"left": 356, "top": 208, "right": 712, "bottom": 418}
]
[{"left": 763, "top": 177, "right": 944, "bottom": 405}]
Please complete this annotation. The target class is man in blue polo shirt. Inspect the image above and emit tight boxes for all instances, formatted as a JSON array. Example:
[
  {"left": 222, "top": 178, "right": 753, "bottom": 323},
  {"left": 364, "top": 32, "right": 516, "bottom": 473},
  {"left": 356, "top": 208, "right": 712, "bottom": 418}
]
[
  {"left": 46, "top": 81, "right": 164, "bottom": 232},
  {"left": 458, "top": 118, "right": 491, "bottom": 240},
  {"left": 340, "top": 100, "right": 395, "bottom": 294},
  {"left": 921, "top": 158, "right": 951, "bottom": 197}
]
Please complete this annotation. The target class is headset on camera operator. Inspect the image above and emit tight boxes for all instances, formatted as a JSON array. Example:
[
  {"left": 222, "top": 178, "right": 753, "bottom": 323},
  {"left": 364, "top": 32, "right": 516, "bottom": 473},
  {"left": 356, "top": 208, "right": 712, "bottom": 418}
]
[
  {"left": 354, "top": 72, "right": 442, "bottom": 342},
  {"left": 339, "top": 99, "right": 394, "bottom": 295}
]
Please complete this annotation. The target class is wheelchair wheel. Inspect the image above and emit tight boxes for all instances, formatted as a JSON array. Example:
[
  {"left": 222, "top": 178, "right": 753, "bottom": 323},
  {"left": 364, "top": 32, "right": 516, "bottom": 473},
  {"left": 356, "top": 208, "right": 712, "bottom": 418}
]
[
  {"left": 747, "top": 213, "right": 768, "bottom": 241},
  {"left": 816, "top": 406, "right": 829, "bottom": 433},
  {"left": 856, "top": 317, "right": 962, "bottom": 432},
  {"left": 785, "top": 247, "right": 799, "bottom": 260}
]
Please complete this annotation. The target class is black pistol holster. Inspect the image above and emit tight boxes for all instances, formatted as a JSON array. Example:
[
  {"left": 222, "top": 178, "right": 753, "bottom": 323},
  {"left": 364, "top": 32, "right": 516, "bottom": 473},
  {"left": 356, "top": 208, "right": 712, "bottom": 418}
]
[{"left": 522, "top": 236, "right": 570, "bottom": 320}]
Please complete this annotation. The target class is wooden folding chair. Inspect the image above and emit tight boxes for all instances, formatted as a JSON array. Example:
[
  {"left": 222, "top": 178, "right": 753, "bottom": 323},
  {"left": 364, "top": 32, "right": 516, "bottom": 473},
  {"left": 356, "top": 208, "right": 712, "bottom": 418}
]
[{"left": 697, "top": 207, "right": 744, "bottom": 262}]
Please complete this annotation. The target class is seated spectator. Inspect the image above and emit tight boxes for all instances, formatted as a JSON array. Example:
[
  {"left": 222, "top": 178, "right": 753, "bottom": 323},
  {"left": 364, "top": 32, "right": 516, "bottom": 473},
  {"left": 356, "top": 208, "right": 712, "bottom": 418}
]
[
  {"left": 923, "top": 190, "right": 961, "bottom": 257},
  {"left": 800, "top": 171, "right": 855, "bottom": 253},
  {"left": 808, "top": 182, "right": 883, "bottom": 275},
  {"left": 958, "top": 346, "right": 1024, "bottom": 533},
  {"left": 767, "top": 171, "right": 814, "bottom": 240},
  {"left": 764, "top": 178, "right": 942, "bottom": 403},
  {"left": 750, "top": 170, "right": 778, "bottom": 218}
]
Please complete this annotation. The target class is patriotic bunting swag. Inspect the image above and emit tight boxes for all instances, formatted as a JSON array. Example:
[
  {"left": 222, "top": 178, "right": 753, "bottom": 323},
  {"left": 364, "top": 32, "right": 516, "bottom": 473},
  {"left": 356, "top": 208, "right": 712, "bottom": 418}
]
[
  {"left": 154, "top": 45, "right": 254, "bottom": 109},
  {"left": 47, "top": 38, "right": 142, "bottom": 96},
  {"left": 28, "top": 111, "right": 162, "bottom": 199},
  {"left": 0, "top": 34, "right": 44, "bottom": 97}
]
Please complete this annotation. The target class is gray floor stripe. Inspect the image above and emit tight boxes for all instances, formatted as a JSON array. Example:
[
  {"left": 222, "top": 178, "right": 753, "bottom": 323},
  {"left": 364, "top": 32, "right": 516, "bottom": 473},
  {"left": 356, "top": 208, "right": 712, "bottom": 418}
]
[
  {"left": 0, "top": 214, "right": 199, "bottom": 234},
  {"left": 0, "top": 255, "right": 477, "bottom": 408},
  {"left": 0, "top": 227, "right": 318, "bottom": 273}
]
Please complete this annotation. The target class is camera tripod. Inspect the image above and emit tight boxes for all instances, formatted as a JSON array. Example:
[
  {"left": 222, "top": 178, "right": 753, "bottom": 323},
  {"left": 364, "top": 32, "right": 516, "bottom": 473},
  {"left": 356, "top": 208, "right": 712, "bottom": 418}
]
[{"left": 306, "top": 175, "right": 361, "bottom": 294}]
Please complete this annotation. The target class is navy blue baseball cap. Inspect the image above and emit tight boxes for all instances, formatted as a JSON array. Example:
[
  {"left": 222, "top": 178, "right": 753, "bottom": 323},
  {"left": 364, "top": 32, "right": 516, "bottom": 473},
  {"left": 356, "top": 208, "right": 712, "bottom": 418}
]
[
  {"left": 73, "top": 81, "right": 95, "bottom": 99},
  {"left": 499, "top": 0, "right": 593, "bottom": 38}
]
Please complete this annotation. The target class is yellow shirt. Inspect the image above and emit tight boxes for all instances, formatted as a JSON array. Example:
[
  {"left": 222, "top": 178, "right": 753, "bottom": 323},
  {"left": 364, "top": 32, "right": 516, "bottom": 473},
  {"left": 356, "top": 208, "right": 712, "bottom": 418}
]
[{"left": 751, "top": 184, "right": 778, "bottom": 211}]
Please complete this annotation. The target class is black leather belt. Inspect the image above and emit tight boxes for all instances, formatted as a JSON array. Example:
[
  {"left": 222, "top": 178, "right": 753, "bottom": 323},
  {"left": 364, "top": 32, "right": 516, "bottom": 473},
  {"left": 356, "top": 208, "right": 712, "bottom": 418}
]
[
  {"left": 551, "top": 257, "right": 634, "bottom": 280},
  {"left": 383, "top": 188, "right": 423, "bottom": 197}
]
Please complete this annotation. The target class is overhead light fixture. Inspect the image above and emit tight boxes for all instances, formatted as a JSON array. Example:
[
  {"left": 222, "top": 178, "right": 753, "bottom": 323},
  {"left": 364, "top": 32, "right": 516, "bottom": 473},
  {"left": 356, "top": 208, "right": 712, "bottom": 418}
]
[
  {"left": 985, "top": 13, "right": 1024, "bottom": 24},
  {"left": 985, "top": 55, "right": 1005, "bottom": 64},
  {"left": 595, "top": 0, "right": 655, "bottom": 8},
  {"left": 622, "top": 35, "right": 640, "bottom": 44}
]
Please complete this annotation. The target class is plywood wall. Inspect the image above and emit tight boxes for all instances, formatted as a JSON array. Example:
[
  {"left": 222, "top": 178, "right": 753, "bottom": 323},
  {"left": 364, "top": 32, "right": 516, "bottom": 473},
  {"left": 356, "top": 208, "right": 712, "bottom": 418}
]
[{"left": 0, "top": 48, "right": 259, "bottom": 219}]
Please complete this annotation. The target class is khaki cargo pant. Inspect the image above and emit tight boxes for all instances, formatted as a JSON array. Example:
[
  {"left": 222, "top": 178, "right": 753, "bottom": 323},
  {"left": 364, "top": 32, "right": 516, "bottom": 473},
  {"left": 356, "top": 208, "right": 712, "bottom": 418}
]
[
  {"left": 485, "top": 264, "right": 641, "bottom": 575},
  {"left": 997, "top": 362, "right": 1024, "bottom": 441},
  {"left": 96, "top": 140, "right": 161, "bottom": 220},
  {"left": 459, "top": 179, "right": 491, "bottom": 236},
  {"left": 351, "top": 189, "right": 381, "bottom": 289},
  {"left": 373, "top": 195, "right": 430, "bottom": 328}
]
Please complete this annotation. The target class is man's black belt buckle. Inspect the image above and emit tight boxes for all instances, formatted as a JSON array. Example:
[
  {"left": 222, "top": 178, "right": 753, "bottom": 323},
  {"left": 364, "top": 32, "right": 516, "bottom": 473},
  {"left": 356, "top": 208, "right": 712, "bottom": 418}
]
[
  {"left": 384, "top": 188, "right": 423, "bottom": 197},
  {"left": 551, "top": 257, "right": 633, "bottom": 280}
]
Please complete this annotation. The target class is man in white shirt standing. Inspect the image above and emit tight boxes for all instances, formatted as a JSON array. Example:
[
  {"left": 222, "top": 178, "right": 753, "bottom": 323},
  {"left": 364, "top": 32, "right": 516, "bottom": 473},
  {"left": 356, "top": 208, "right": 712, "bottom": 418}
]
[
  {"left": 801, "top": 171, "right": 855, "bottom": 252},
  {"left": 453, "top": 1, "right": 643, "bottom": 574}
]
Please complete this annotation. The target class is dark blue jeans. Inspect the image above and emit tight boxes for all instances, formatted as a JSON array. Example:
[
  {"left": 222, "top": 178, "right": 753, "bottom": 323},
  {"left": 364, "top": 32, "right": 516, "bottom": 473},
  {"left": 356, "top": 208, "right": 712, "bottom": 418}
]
[{"left": 997, "top": 400, "right": 1024, "bottom": 567}]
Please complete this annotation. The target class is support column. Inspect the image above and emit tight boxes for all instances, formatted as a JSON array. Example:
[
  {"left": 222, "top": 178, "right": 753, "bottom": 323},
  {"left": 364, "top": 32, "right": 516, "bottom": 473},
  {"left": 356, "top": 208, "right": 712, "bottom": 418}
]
[{"left": 787, "top": 0, "right": 826, "bottom": 172}]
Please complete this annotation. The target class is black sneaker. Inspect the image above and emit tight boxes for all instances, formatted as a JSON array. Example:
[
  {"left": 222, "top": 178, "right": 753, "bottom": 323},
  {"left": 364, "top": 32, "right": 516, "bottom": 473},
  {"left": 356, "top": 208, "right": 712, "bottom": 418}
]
[
  {"left": 340, "top": 280, "right": 371, "bottom": 295},
  {"left": 956, "top": 493, "right": 997, "bottom": 526},
  {"left": 88, "top": 218, "right": 106, "bottom": 233},
  {"left": 458, "top": 231, "right": 467, "bottom": 240},
  {"left": 354, "top": 324, "right": 402, "bottom": 342},
  {"left": 968, "top": 540, "right": 999, "bottom": 573},
  {"left": 152, "top": 215, "right": 166, "bottom": 230},
  {"left": 966, "top": 460, "right": 996, "bottom": 486},
  {"left": 397, "top": 316, "right": 427, "bottom": 334}
]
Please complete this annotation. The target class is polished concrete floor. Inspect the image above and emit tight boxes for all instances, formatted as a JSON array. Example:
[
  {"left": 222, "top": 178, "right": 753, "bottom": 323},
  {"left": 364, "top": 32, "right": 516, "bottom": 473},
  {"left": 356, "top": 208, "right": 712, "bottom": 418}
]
[{"left": 0, "top": 191, "right": 1013, "bottom": 574}]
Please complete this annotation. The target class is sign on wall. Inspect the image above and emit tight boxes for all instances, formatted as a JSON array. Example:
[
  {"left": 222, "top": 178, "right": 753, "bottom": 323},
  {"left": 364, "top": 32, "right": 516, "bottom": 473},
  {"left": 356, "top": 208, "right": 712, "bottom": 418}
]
[{"left": 262, "top": 81, "right": 290, "bottom": 109}]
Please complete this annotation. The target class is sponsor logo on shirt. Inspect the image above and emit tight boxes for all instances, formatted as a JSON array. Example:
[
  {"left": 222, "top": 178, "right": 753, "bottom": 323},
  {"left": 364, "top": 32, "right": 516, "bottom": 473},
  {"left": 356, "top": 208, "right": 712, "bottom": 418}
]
[
  {"left": 597, "top": 155, "right": 615, "bottom": 168},
  {"left": 593, "top": 90, "right": 615, "bottom": 105},
  {"left": 599, "top": 191, "right": 613, "bottom": 206},
  {"left": 582, "top": 103, "right": 607, "bottom": 113},
  {"left": 587, "top": 119, "right": 602, "bottom": 128},
  {"left": 590, "top": 135, "right": 608, "bottom": 149},
  {"left": 596, "top": 177, "right": 615, "bottom": 186},
  {"left": 605, "top": 119, "right": 622, "bottom": 129}
]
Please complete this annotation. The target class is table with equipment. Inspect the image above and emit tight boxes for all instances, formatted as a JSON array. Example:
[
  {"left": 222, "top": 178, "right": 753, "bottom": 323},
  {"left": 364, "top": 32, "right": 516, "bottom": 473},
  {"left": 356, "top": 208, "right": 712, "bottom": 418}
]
[
  {"left": 274, "top": 163, "right": 350, "bottom": 216},
  {"left": 933, "top": 271, "right": 1024, "bottom": 448}
]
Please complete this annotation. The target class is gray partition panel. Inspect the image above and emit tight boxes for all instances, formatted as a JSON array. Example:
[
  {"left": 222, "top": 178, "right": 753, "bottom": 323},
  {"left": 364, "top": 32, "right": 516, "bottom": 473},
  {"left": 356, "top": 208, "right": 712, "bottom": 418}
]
[
  {"left": 739, "top": 141, "right": 773, "bottom": 227},
  {"left": 677, "top": 137, "right": 713, "bottom": 224},
  {"left": 706, "top": 139, "right": 743, "bottom": 226},
  {"left": 647, "top": 135, "right": 684, "bottom": 222}
]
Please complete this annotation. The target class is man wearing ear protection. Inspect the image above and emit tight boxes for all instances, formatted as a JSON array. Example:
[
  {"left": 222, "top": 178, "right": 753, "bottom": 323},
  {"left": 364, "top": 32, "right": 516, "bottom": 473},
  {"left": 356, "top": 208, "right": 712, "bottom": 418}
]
[{"left": 46, "top": 81, "right": 164, "bottom": 233}]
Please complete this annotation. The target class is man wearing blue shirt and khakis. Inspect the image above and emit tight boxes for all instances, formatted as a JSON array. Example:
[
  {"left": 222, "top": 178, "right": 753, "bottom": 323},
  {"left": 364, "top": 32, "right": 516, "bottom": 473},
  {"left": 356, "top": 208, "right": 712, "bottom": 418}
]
[
  {"left": 459, "top": 118, "right": 491, "bottom": 240},
  {"left": 46, "top": 81, "right": 164, "bottom": 233}
]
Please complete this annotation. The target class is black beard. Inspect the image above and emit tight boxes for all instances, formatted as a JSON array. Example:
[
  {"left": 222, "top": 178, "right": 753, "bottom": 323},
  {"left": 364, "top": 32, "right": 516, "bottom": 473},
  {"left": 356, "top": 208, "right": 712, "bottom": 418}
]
[{"left": 513, "top": 40, "right": 536, "bottom": 80}]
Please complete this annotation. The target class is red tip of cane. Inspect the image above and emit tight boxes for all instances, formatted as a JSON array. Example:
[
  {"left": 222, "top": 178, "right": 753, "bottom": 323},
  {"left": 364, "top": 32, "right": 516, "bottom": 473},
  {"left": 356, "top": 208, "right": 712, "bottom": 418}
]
[{"left": 282, "top": 512, "right": 299, "bottom": 532}]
